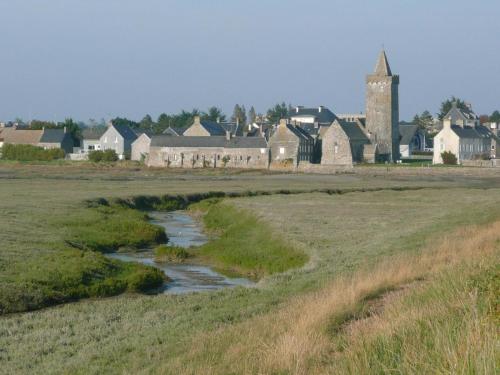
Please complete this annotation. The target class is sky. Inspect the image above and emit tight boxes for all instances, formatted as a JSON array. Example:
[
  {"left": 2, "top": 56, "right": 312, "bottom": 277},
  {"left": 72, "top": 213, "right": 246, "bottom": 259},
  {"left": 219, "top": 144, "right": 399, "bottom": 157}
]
[{"left": 0, "top": 0, "right": 499, "bottom": 122}]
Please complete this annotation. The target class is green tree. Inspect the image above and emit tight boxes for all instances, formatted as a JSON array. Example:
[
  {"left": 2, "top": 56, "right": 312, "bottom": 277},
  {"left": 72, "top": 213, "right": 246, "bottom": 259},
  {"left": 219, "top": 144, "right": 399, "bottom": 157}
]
[
  {"left": 111, "top": 117, "right": 139, "bottom": 129},
  {"left": 231, "top": 104, "right": 246, "bottom": 124},
  {"left": 438, "top": 97, "right": 468, "bottom": 120},
  {"left": 413, "top": 110, "right": 434, "bottom": 130},
  {"left": 139, "top": 114, "right": 154, "bottom": 130},
  {"left": 204, "top": 107, "right": 226, "bottom": 122},
  {"left": 266, "top": 102, "right": 288, "bottom": 124},
  {"left": 441, "top": 151, "right": 457, "bottom": 165},
  {"left": 248, "top": 106, "right": 257, "bottom": 124},
  {"left": 490, "top": 110, "right": 500, "bottom": 123}
]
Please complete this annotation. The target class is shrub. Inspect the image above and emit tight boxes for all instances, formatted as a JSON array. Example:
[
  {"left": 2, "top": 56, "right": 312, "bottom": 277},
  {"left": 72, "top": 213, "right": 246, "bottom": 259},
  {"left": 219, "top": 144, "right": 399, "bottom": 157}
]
[
  {"left": 88, "top": 149, "right": 119, "bottom": 163},
  {"left": 126, "top": 267, "right": 165, "bottom": 292},
  {"left": 1, "top": 144, "right": 65, "bottom": 161},
  {"left": 154, "top": 245, "right": 190, "bottom": 263},
  {"left": 441, "top": 151, "right": 457, "bottom": 165}
]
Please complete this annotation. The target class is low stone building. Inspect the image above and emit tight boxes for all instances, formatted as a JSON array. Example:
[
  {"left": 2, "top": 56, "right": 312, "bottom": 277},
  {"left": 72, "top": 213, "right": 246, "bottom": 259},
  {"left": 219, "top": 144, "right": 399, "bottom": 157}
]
[
  {"left": 147, "top": 133, "right": 269, "bottom": 169},
  {"left": 268, "top": 119, "right": 315, "bottom": 166},
  {"left": 38, "top": 128, "right": 74, "bottom": 154},
  {"left": 0, "top": 127, "right": 74, "bottom": 154}
]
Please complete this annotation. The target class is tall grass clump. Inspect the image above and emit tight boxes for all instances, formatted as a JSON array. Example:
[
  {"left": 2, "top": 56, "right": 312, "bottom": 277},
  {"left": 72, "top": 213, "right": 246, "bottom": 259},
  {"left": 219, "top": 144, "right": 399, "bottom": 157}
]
[
  {"left": 154, "top": 245, "right": 191, "bottom": 262},
  {"left": 191, "top": 201, "right": 308, "bottom": 278},
  {"left": 1, "top": 143, "right": 65, "bottom": 161}
]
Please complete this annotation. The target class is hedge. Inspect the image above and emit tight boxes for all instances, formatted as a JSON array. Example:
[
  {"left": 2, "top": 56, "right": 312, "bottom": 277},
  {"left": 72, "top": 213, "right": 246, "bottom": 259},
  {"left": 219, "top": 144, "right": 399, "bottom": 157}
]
[{"left": 1, "top": 144, "right": 65, "bottom": 161}]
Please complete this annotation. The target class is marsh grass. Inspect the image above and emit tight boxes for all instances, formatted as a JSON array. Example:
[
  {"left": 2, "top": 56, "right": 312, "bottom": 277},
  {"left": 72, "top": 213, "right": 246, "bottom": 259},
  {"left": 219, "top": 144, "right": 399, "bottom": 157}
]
[
  {"left": 167, "top": 222, "right": 500, "bottom": 375},
  {"left": 191, "top": 201, "right": 308, "bottom": 279}
]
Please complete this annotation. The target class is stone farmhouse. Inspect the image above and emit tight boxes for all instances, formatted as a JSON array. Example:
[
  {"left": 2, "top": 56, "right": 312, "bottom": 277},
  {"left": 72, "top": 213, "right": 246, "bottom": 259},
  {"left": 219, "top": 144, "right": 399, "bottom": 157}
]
[
  {"left": 268, "top": 119, "right": 315, "bottom": 166},
  {"left": 146, "top": 132, "right": 269, "bottom": 169},
  {"left": 80, "top": 122, "right": 139, "bottom": 159},
  {"left": 433, "top": 103, "right": 499, "bottom": 164},
  {"left": 0, "top": 126, "right": 74, "bottom": 154}
]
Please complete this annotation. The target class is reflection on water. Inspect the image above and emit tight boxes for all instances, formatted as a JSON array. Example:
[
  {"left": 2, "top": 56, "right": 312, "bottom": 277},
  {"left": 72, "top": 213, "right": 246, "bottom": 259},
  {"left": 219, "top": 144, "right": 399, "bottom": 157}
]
[{"left": 107, "top": 211, "right": 252, "bottom": 294}]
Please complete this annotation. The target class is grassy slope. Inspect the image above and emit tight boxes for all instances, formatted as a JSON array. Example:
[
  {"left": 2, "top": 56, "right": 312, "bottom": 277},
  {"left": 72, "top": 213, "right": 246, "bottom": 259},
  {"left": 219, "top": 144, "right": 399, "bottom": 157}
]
[{"left": 0, "top": 166, "right": 498, "bottom": 374}]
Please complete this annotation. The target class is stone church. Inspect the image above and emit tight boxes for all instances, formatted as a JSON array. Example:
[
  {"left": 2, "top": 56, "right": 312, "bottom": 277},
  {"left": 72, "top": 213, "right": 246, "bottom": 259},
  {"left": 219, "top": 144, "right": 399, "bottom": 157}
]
[{"left": 291, "top": 50, "right": 401, "bottom": 166}]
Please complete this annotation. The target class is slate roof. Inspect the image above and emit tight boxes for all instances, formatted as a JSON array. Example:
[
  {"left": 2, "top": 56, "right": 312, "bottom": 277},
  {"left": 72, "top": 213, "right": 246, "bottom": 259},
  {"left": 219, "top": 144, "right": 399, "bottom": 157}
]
[
  {"left": 162, "top": 127, "right": 187, "bottom": 136},
  {"left": 451, "top": 125, "right": 495, "bottom": 139},
  {"left": 286, "top": 124, "right": 315, "bottom": 141},
  {"left": 374, "top": 50, "right": 392, "bottom": 76},
  {"left": 39, "top": 129, "right": 70, "bottom": 144},
  {"left": 399, "top": 124, "right": 419, "bottom": 145},
  {"left": 220, "top": 122, "right": 243, "bottom": 136},
  {"left": 134, "top": 129, "right": 153, "bottom": 138},
  {"left": 82, "top": 127, "right": 106, "bottom": 140},
  {"left": 445, "top": 103, "right": 478, "bottom": 121},
  {"left": 199, "top": 120, "right": 226, "bottom": 136},
  {"left": 289, "top": 107, "right": 338, "bottom": 124},
  {"left": 151, "top": 135, "right": 267, "bottom": 148},
  {"left": 338, "top": 120, "right": 370, "bottom": 142},
  {"left": 112, "top": 124, "right": 138, "bottom": 141}
]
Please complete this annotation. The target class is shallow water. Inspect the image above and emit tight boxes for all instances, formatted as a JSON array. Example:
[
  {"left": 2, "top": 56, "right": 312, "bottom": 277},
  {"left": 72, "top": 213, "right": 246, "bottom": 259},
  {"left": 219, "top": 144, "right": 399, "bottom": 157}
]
[{"left": 107, "top": 211, "right": 252, "bottom": 294}]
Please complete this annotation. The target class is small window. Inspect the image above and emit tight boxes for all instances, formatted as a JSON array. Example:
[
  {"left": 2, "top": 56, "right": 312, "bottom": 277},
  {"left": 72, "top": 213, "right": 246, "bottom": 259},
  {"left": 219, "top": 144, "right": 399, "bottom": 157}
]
[
  {"left": 217, "top": 155, "right": 220, "bottom": 160},
  {"left": 240, "top": 155, "right": 243, "bottom": 161}
]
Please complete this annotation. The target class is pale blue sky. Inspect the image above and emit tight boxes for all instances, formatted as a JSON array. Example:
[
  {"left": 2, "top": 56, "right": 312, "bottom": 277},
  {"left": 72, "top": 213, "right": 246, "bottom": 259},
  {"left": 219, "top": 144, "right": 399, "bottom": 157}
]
[{"left": 0, "top": 0, "right": 498, "bottom": 122}]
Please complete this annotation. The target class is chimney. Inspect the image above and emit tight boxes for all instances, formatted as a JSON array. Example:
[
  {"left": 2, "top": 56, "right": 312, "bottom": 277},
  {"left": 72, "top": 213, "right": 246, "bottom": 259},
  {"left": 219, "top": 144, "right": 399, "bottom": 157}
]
[
  {"left": 64, "top": 126, "right": 67, "bottom": 134},
  {"left": 296, "top": 107, "right": 300, "bottom": 113},
  {"left": 443, "top": 116, "right": 452, "bottom": 130},
  {"left": 318, "top": 106, "right": 323, "bottom": 113},
  {"left": 216, "top": 116, "right": 220, "bottom": 123},
  {"left": 194, "top": 115, "right": 201, "bottom": 124},
  {"left": 226, "top": 131, "right": 231, "bottom": 140},
  {"left": 259, "top": 124, "right": 263, "bottom": 137},
  {"left": 279, "top": 119, "right": 287, "bottom": 128}
]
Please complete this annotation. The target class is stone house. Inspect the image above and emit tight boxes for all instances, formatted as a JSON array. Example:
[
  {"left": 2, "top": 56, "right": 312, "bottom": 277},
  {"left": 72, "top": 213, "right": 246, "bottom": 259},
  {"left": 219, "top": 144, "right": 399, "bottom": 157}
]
[
  {"left": 81, "top": 127, "right": 106, "bottom": 152},
  {"left": 100, "top": 123, "right": 138, "bottom": 159},
  {"left": 147, "top": 133, "right": 269, "bottom": 169},
  {"left": 131, "top": 131, "right": 152, "bottom": 161},
  {"left": 321, "top": 119, "right": 370, "bottom": 166},
  {"left": 268, "top": 119, "right": 315, "bottom": 166},
  {"left": 399, "top": 124, "right": 426, "bottom": 158},
  {"left": 0, "top": 127, "right": 73, "bottom": 154},
  {"left": 38, "top": 128, "right": 74, "bottom": 154},
  {"left": 433, "top": 114, "right": 499, "bottom": 164}
]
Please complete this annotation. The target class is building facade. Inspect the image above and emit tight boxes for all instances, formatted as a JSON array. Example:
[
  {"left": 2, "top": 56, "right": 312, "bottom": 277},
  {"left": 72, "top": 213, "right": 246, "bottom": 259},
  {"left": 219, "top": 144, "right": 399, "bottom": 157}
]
[
  {"left": 147, "top": 134, "right": 269, "bottom": 169},
  {"left": 268, "top": 119, "right": 315, "bottom": 166}
]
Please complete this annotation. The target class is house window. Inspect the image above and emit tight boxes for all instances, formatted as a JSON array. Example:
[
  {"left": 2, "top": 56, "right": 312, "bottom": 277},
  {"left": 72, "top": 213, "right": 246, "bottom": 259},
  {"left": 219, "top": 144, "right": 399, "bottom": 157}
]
[
  {"left": 334, "top": 142, "right": 339, "bottom": 154},
  {"left": 217, "top": 155, "right": 220, "bottom": 160},
  {"left": 279, "top": 147, "right": 285, "bottom": 155},
  {"left": 492, "top": 145, "right": 495, "bottom": 150},
  {"left": 88, "top": 145, "right": 95, "bottom": 151},
  {"left": 240, "top": 155, "right": 243, "bottom": 161},
  {"left": 115, "top": 137, "right": 118, "bottom": 144},
  {"left": 104, "top": 137, "right": 108, "bottom": 143},
  {"left": 440, "top": 139, "right": 444, "bottom": 151}
]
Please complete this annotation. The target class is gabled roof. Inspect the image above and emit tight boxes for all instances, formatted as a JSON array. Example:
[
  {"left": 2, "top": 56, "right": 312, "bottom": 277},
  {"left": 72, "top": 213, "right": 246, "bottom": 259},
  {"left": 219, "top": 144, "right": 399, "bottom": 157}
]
[
  {"left": 290, "top": 106, "right": 338, "bottom": 124},
  {"left": 399, "top": 124, "right": 419, "bottom": 145},
  {"left": 39, "top": 129, "right": 70, "bottom": 144},
  {"left": 111, "top": 124, "right": 138, "bottom": 141},
  {"left": 198, "top": 120, "right": 226, "bottom": 136},
  {"left": 82, "top": 127, "right": 106, "bottom": 140},
  {"left": 0, "top": 128, "right": 43, "bottom": 145},
  {"left": 150, "top": 135, "right": 267, "bottom": 149},
  {"left": 445, "top": 103, "right": 478, "bottom": 122},
  {"left": 374, "top": 50, "right": 392, "bottom": 76},
  {"left": 162, "top": 127, "right": 187, "bottom": 136},
  {"left": 134, "top": 129, "right": 153, "bottom": 138}
]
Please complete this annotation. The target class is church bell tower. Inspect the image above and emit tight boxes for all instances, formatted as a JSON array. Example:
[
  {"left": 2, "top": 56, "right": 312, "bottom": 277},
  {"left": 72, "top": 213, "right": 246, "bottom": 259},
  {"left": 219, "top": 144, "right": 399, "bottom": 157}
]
[{"left": 365, "top": 50, "right": 400, "bottom": 162}]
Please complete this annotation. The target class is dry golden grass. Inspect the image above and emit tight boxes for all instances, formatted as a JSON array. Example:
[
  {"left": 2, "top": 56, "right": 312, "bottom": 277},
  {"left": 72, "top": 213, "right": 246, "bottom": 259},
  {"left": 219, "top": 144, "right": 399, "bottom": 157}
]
[{"left": 164, "top": 222, "right": 500, "bottom": 375}]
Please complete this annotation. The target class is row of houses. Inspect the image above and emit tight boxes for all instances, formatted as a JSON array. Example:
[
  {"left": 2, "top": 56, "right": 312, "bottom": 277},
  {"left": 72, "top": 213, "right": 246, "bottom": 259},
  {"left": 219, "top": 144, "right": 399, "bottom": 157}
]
[{"left": 0, "top": 126, "right": 74, "bottom": 153}]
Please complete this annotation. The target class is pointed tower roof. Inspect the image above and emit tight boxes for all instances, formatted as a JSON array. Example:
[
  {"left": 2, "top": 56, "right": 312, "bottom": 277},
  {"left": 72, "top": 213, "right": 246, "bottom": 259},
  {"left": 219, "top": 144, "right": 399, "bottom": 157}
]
[{"left": 374, "top": 50, "right": 392, "bottom": 76}]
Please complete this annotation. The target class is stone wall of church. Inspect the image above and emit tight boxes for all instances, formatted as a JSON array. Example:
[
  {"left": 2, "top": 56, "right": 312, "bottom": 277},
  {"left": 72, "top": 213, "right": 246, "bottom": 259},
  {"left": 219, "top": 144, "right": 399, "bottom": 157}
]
[{"left": 321, "top": 123, "right": 353, "bottom": 166}]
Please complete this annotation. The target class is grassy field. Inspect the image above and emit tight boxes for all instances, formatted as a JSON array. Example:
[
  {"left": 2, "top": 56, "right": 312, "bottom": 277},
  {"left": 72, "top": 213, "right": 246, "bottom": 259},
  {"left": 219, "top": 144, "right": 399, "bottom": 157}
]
[{"left": 0, "top": 163, "right": 499, "bottom": 374}]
